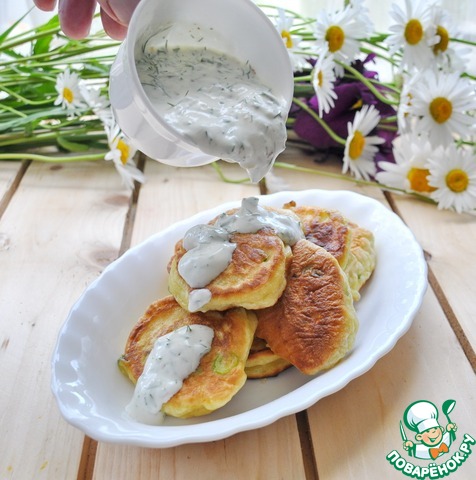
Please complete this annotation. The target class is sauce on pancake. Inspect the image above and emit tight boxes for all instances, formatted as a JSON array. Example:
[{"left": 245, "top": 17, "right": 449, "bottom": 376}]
[
  {"left": 125, "top": 324, "right": 214, "bottom": 424},
  {"left": 178, "top": 197, "right": 304, "bottom": 311}
]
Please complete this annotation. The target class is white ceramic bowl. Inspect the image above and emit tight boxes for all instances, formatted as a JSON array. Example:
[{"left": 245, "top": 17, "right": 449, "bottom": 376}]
[
  {"left": 109, "top": 0, "right": 293, "bottom": 167},
  {"left": 51, "top": 190, "right": 428, "bottom": 448}
]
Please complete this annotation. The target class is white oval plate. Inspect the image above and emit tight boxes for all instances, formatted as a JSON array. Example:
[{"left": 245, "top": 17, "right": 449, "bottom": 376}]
[{"left": 51, "top": 189, "right": 427, "bottom": 447}]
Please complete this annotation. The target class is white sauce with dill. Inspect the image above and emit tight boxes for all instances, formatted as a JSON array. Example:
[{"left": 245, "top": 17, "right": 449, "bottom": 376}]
[
  {"left": 188, "top": 289, "right": 212, "bottom": 312},
  {"left": 178, "top": 197, "right": 304, "bottom": 311},
  {"left": 125, "top": 324, "right": 214, "bottom": 425},
  {"left": 178, "top": 224, "right": 236, "bottom": 290},
  {"left": 136, "top": 36, "right": 287, "bottom": 182}
]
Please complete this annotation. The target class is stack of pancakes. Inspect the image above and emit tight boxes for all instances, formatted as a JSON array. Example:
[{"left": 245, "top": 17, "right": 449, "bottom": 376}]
[{"left": 118, "top": 200, "right": 376, "bottom": 419}]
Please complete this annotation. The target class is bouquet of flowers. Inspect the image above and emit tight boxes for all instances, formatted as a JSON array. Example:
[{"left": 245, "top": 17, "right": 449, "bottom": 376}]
[
  {"left": 0, "top": 11, "right": 143, "bottom": 189},
  {"left": 265, "top": 0, "right": 476, "bottom": 214},
  {"left": 1, "top": 1, "right": 475, "bottom": 213}
]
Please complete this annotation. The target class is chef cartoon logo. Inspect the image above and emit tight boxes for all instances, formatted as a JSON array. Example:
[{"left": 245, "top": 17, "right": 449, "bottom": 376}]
[
  {"left": 386, "top": 399, "right": 475, "bottom": 479},
  {"left": 402, "top": 400, "right": 457, "bottom": 460}
]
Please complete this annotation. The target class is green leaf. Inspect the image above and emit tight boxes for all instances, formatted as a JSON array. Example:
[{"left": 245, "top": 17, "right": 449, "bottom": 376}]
[
  {"left": 1, "top": 48, "right": 23, "bottom": 59},
  {"left": 57, "top": 135, "right": 90, "bottom": 152},
  {"left": 35, "top": 15, "right": 60, "bottom": 33},
  {"left": 33, "top": 35, "right": 53, "bottom": 56},
  {"left": 0, "top": 107, "right": 64, "bottom": 133},
  {"left": 0, "top": 8, "right": 33, "bottom": 44}
]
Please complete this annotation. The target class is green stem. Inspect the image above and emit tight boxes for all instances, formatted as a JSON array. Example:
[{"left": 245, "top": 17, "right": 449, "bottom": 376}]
[
  {"left": 292, "top": 97, "right": 347, "bottom": 146},
  {"left": 0, "top": 27, "right": 62, "bottom": 52},
  {"left": 294, "top": 74, "right": 312, "bottom": 82},
  {"left": 0, "top": 152, "right": 106, "bottom": 162},
  {"left": 451, "top": 37, "right": 476, "bottom": 47},
  {"left": 273, "top": 162, "right": 437, "bottom": 204},
  {"left": 379, "top": 115, "right": 398, "bottom": 123},
  {"left": 378, "top": 124, "right": 398, "bottom": 132},
  {"left": 338, "top": 61, "right": 400, "bottom": 106},
  {"left": 358, "top": 46, "right": 399, "bottom": 68},
  {"left": 0, "top": 127, "right": 100, "bottom": 147},
  {"left": 0, "top": 103, "right": 28, "bottom": 118},
  {"left": 0, "top": 44, "right": 116, "bottom": 68},
  {"left": 210, "top": 162, "right": 250, "bottom": 184},
  {"left": 462, "top": 72, "right": 476, "bottom": 82},
  {"left": 0, "top": 83, "right": 54, "bottom": 106}
]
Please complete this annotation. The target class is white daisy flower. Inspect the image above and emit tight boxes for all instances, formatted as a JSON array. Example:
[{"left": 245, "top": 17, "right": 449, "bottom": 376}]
[
  {"left": 274, "top": 8, "right": 313, "bottom": 72},
  {"left": 80, "top": 85, "right": 115, "bottom": 127},
  {"left": 427, "top": 144, "right": 476, "bottom": 213},
  {"left": 105, "top": 124, "right": 145, "bottom": 190},
  {"left": 376, "top": 132, "right": 435, "bottom": 193},
  {"left": 54, "top": 69, "right": 86, "bottom": 111},
  {"left": 343, "top": 104, "right": 385, "bottom": 180},
  {"left": 409, "top": 69, "right": 476, "bottom": 147},
  {"left": 396, "top": 71, "right": 422, "bottom": 133},
  {"left": 311, "top": 51, "right": 338, "bottom": 117},
  {"left": 348, "top": 0, "right": 375, "bottom": 37},
  {"left": 429, "top": 2, "right": 471, "bottom": 72},
  {"left": 81, "top": 85, "right": 109, "bottom": 110},
  {"left": 314, "top": 4, "right": 370, "bottom": 77},
  {"left": 386, "top": 0, "right": 438, "bottom": 70}
]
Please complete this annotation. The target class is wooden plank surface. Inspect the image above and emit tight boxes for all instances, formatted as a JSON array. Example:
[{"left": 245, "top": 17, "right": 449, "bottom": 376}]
[
  {"left": 92, "top": 159, "right": 309, "bottom": 480},
  {"left": 2, "top": 148, "right": 475, "bottom": 480},
  {"left": 271, "top": 148, "right": 476, "bottom": 479},
  {"left": 0, "top": 160, "right": 132, "bottom": 480},
  {"left": 388, "top": 193, "right": 476, "bottom": 357},
  {"left": 308, "top": 288, "right": 476, "bottom": 480}
]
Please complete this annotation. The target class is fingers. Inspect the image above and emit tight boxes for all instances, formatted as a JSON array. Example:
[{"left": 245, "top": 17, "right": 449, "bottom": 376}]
[
  {"left": 58, "top": 0, "right": 97, "bottom": 39},
  {"left": 33, "top": 0, "right": 57, "bottom": 11},
  {"left": 97, "top": 0, "right": 141, "bottom": 26},
  {"left": 100, "top": 7, "right": 128, "bottom": 40},
  {"left": 35, "top": 0, "right": 141, "bottom": 39}
]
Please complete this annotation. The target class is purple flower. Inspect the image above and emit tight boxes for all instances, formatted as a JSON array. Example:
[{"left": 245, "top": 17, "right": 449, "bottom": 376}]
[{"left": 291, "top": 56, "right": 397, "bottom": 166}]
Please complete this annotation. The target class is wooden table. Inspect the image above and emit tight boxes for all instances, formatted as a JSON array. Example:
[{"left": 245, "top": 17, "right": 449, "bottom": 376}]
[{"left": 1, "top": 146, "right": 475, "bottom": 480}]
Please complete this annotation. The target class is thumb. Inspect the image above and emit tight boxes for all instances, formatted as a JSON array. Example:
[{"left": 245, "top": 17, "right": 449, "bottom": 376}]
[{"left": 97, "top": 0, "right": 142, "bottom": 27}]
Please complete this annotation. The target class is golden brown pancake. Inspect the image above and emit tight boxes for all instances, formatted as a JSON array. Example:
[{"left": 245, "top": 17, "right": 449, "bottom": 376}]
[
  {"left": 118, "top": 295, "right": 257, "bottom": 418},
  {"left": 245, "top": 342, "right": 292, "bottom": 379},
  {"left": 345, "top": 222, "right": 376, "bottom": 299},
  {"left": 284, "top": 202, "right": 376, "bottom": 301},
  {"left": 284, "top": 203, "right": 352, "bottom": 269},
  {"left": 168, "top": 230, "right": 291, "bottom": 312},
  {"left": 256, "top": 239, "right": 358, "bottom": 375}
]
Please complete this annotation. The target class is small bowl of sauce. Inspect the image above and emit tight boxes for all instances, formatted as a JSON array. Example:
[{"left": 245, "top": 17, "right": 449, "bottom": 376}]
[{"left": 109, "top": 0, "right": 294, "bottom": 182}]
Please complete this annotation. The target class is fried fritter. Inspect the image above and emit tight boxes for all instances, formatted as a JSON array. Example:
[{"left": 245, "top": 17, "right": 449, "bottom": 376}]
[
  {"left": 345, "top": 221, "right": 376, "bottom": 299},
  {"left": 284, "top": 204, "right": 352, "bottom": 268},
  {"left": 168, "top": 230, "right": 291, "bottom": 312},
  {"left": 255, "top": 239, "right": 358, "bottom": 375},
  {"left": 118, "top": 296, "right": 257, "bottom": 418},
  {"left": 284, "top": 203, "right": 376, "bottom": 301},
  {"left": 245, "top": 336, "right": 292, "bottom": 379}
]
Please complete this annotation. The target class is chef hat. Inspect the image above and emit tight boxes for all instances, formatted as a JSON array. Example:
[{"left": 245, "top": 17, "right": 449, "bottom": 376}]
[{"left": 404, "top": 401, "right": 440, "bottom": 433}]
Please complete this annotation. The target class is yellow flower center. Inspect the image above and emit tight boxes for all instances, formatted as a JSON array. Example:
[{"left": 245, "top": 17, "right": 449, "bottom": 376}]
[
  {"left": 281, "top": 30, "right": 293, "bottom": 49},
  {"left": 407, "top": 167, "right": 435, "bottom": 193},
  {"left": 446, "top": 169, "right": 469, "bottom": 193},
  {"left": 317, "top": 70, "right": 323, "bottom": 87},
  {"left": 429, "top": 97, "right": 453, "bottom": 124},
  {"left": 349, "top": 131, "right": 365, "bottom": 160},
  {"left": 433, "top": 25, "right": 449, "bottom": 54},
  {"left": 62, "top": 87, "right": 74, "bottom": 104},
  {"left": 404, "top": 19, "right": 423, "bottom": 45},
  {"left": 351, "top": 98, "right": 363, "bottom": 110},
  {"left": 326, "top": 25, "right": 345, "bottom": 53},
  {"left": 117, "top": 139, "right": 130, "bottom": 165}
]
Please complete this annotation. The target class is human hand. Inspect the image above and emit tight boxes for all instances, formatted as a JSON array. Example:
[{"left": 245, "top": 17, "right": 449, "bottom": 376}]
[
  {"left": 403, "top": 440, "right": 414, "bottom": 450},
  {"left": 447, "top": 423, "right": 457, "bottom": 432},
  {"left": 33, "top": 0, "right": 141, "bottom": 40}
]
